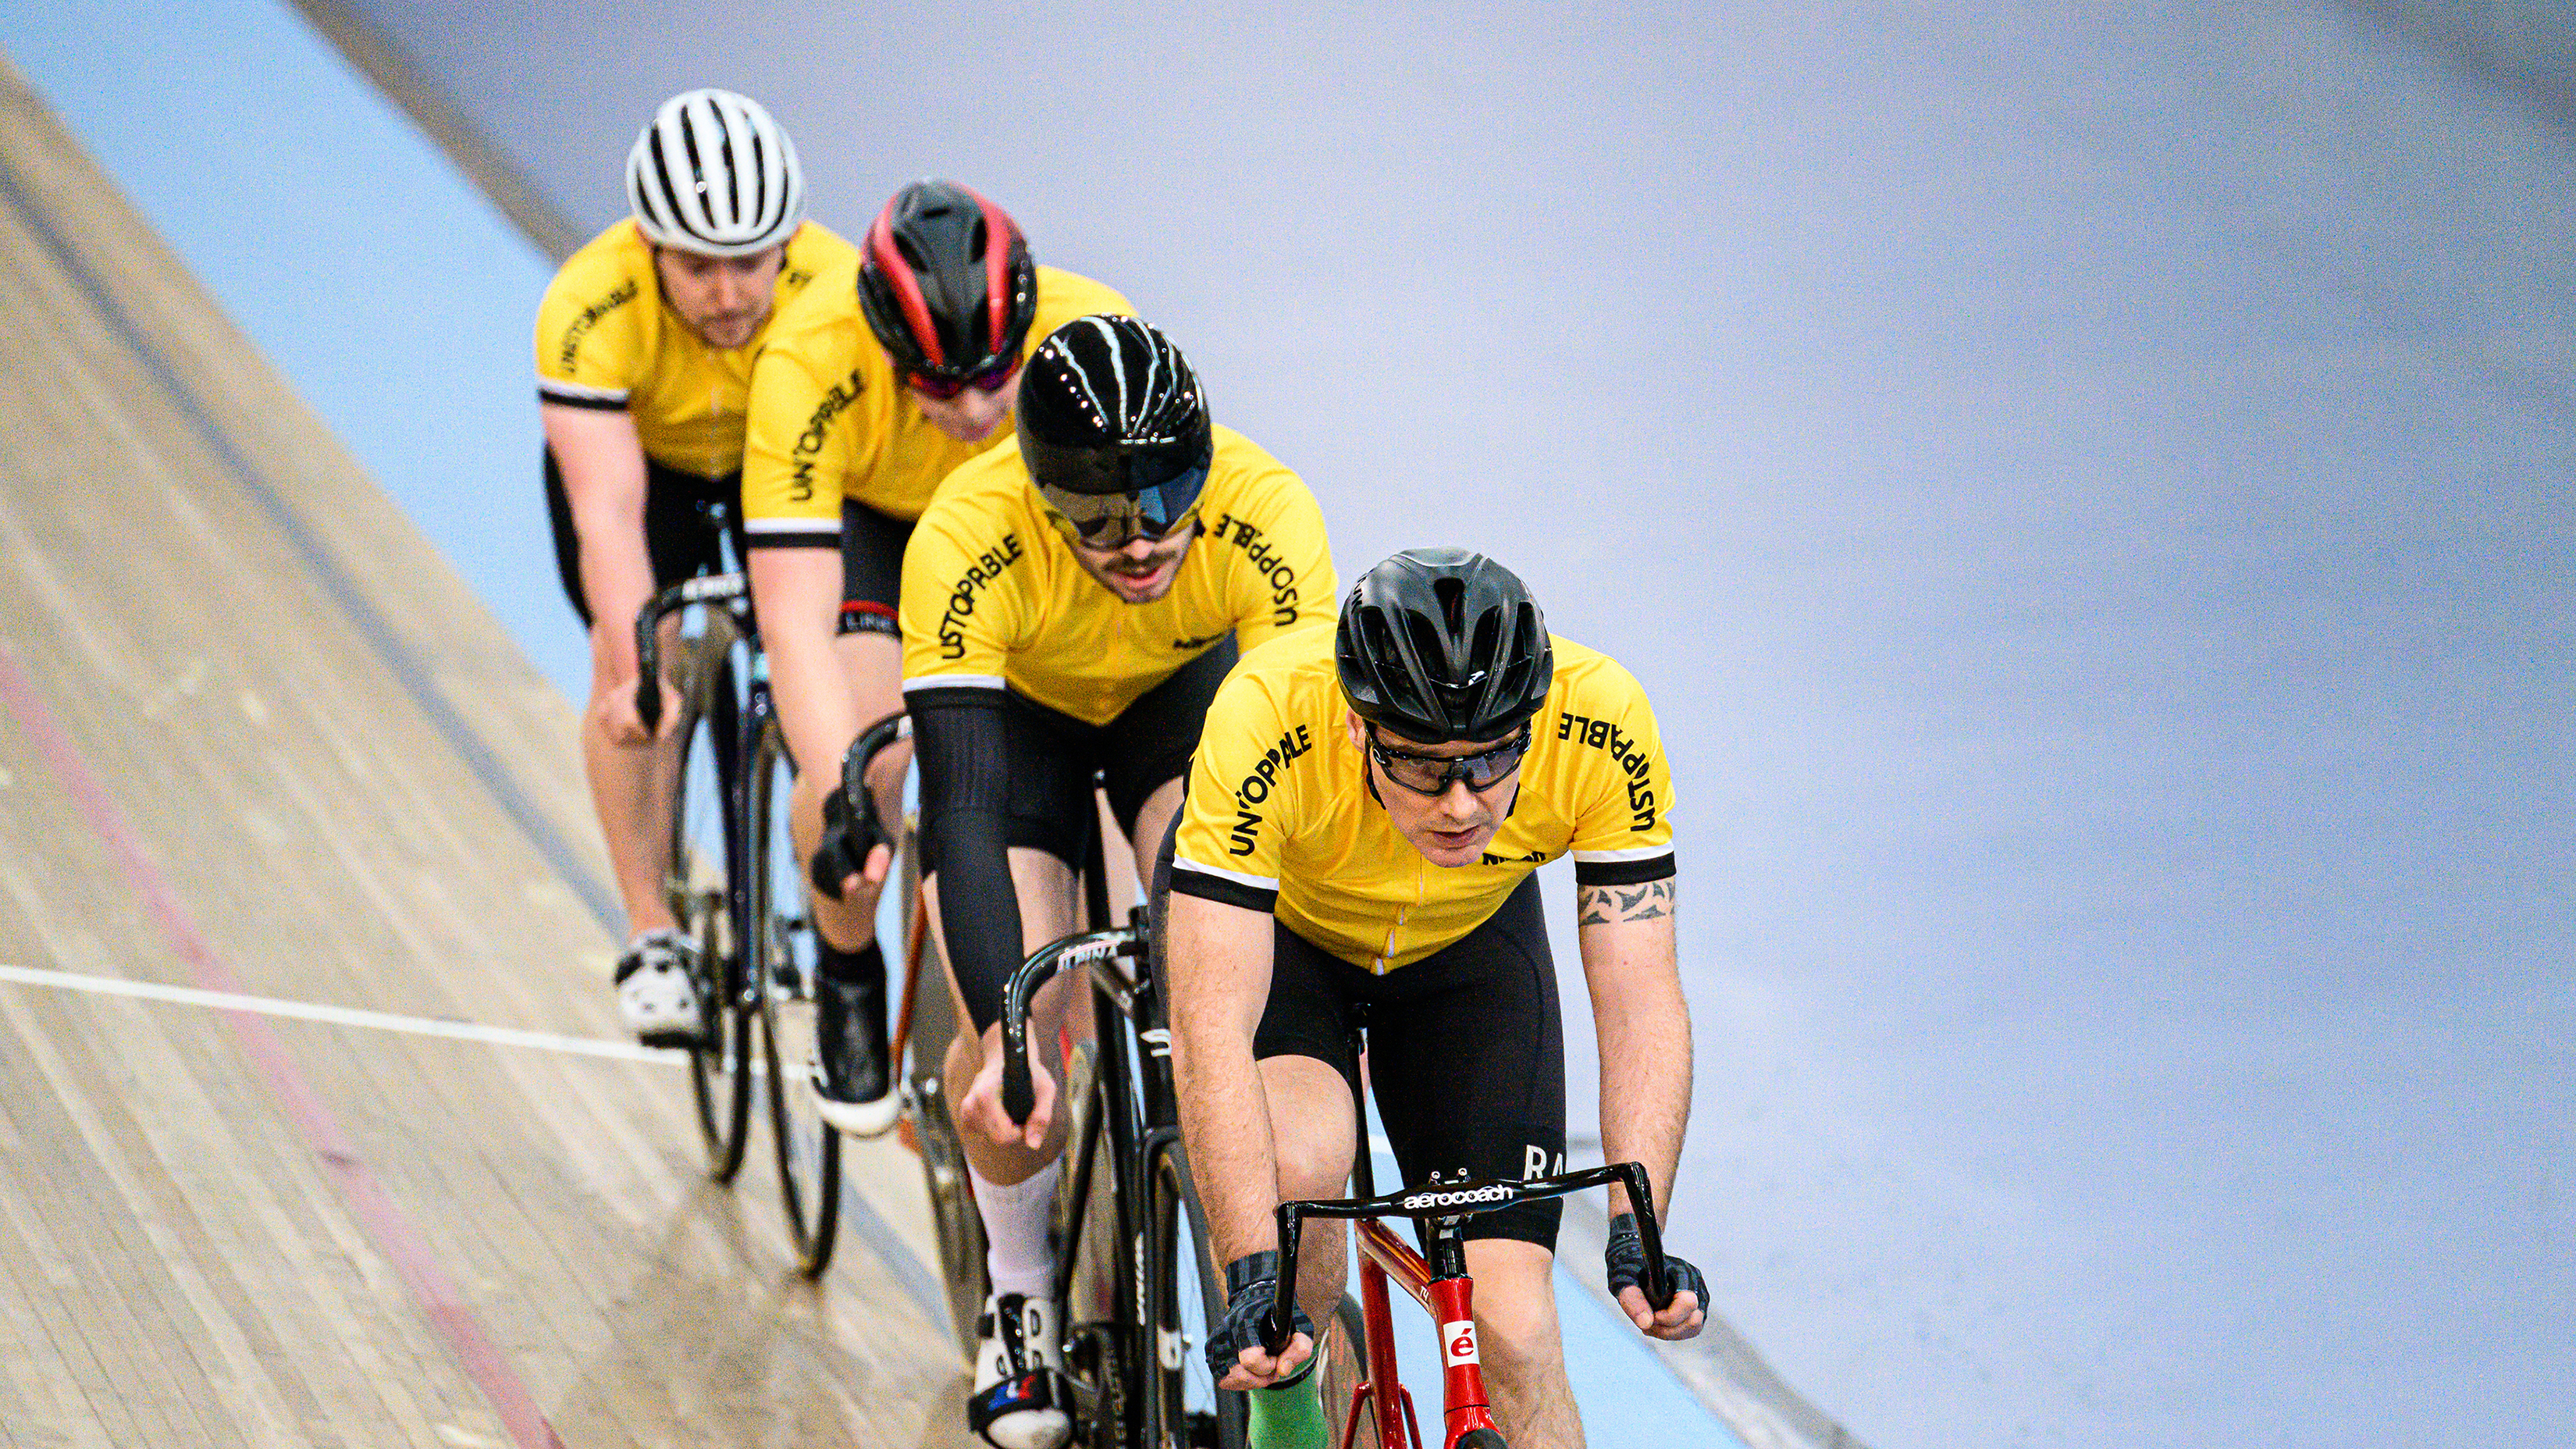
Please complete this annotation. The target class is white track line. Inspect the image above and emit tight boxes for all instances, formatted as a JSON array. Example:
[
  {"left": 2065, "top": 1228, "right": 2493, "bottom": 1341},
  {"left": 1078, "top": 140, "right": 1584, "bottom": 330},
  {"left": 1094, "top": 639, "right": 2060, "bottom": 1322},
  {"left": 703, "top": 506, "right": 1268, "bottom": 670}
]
[
  {"left": 0, "top": 962, "right": 685, "bottom": 1065},
  {"left": 0, "top": 961, "right": 1391, "bottom": 1151}
]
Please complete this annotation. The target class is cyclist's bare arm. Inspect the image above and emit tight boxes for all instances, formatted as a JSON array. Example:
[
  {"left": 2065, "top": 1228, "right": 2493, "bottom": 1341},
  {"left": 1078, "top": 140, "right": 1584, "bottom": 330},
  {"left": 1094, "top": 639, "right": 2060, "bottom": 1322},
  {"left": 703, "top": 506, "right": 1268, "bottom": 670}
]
[
  {"left": 1166, "top": 888, "right": 1319, "bottom": 1386},
  {"left": 1575, "top": 875, "right": 1703, "bottom": 1338},
  {"left": 1168, "top": 890, "right": 1286, "bottom": 1260},
  {"left": 745, "top": 546, "right": 864, "bottom": 782},
  {"left": 544, "top": 403, "right": 660, "bottom": 733}
]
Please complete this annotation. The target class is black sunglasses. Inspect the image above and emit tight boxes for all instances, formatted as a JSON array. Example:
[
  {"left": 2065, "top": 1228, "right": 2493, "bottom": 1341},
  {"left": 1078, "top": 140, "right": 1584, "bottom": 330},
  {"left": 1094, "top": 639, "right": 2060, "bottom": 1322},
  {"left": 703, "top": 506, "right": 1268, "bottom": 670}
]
[
  {"left": 1037, "top": 463, "right": 1211, "bottom": 550},
  {"left": 1365, "top": 726, "right": 1532, "bottom": 796}
]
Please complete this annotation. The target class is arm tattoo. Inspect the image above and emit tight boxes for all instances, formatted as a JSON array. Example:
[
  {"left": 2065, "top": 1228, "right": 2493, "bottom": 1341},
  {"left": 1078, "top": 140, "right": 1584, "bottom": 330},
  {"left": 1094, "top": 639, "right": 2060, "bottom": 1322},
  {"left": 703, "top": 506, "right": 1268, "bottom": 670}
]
[{"left": 1578, "top": 880, "right": 1674, "bottom": 926}]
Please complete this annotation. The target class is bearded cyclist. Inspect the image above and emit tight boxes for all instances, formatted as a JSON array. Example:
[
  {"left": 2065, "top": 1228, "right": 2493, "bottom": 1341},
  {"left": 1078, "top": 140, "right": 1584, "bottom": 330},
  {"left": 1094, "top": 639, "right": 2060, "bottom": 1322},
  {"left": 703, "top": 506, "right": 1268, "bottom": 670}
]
[
  {"left": 534, "top": 88, "right": 854, "bottom": 1045},
  {"left": 899, "top": 315, "right": 1336, "bottom": 1448},
  {"left": 740, "top": 181, "right": 1133, "bottom": 1137},
  {"left": 1163, "top": 549, "right": 1710, "bottom": 1449}
]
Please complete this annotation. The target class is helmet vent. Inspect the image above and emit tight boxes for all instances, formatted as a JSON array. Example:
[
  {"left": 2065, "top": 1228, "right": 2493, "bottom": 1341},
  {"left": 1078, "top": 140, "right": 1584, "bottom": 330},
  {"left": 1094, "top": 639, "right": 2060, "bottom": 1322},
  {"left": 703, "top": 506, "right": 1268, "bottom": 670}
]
[{"left": 1432, "top": 576, "right": 1469, "bottom": 635}]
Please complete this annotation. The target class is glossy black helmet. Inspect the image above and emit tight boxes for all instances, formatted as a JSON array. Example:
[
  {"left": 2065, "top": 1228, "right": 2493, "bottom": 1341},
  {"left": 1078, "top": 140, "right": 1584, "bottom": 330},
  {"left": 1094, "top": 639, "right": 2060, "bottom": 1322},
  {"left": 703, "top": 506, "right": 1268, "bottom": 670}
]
[
  {"left": 1336, "top": 548, "right": 1554, "bottom": 744},
  {"left": 856, "top": 180, "right": 1039, "bottom": 385},
  {"left": 1016, "top": 316, "right": 1214, "bottom": 543}
]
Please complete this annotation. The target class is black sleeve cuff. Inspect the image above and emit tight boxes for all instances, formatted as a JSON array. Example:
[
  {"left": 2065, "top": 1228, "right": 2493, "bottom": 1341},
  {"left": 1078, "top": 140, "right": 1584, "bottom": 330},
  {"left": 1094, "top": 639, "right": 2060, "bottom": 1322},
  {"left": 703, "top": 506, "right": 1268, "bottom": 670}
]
[
  {"left": 743, "top": 529, "right": 842, "bottom": 550},
  {"left": 1169, "top": 867, "right": 1279, "bottom": 914},
  {"left": 535, "top": 387, "right": 627, "bottom": 411},
  {"left": 1573, "top": 853, "right": 1676, "bottom": 887}
]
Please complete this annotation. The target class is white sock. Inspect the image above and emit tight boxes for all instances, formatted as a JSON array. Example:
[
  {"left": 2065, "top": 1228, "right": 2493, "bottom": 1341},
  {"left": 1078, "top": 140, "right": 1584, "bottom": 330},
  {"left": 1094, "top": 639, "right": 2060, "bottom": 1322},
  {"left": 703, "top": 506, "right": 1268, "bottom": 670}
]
[{"left": 971, "top": 1159, "right": 1062, "bottom": 1301}]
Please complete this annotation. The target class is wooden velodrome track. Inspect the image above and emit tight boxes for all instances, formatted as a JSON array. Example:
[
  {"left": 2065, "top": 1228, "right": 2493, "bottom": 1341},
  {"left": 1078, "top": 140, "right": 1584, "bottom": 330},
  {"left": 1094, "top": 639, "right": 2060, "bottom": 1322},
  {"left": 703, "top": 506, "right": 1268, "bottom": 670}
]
[{"left": 0, "top": 59, "right": 976, "bottom": 1448}]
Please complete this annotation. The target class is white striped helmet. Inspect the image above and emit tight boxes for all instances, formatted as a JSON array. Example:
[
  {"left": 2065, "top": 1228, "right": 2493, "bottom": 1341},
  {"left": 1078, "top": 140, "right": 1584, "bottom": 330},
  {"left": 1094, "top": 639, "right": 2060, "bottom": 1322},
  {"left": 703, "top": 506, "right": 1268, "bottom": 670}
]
[{"left": 624, "top": 89, "right": 806, "bottom": 258}]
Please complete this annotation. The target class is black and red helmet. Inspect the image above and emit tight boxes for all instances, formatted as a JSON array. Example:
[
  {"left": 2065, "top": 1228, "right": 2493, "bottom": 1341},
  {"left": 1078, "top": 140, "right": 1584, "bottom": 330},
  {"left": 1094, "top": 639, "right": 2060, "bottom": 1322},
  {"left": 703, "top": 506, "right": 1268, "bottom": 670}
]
[{"left": 856, "top": 180, "right": 1040, "bottom": 386}]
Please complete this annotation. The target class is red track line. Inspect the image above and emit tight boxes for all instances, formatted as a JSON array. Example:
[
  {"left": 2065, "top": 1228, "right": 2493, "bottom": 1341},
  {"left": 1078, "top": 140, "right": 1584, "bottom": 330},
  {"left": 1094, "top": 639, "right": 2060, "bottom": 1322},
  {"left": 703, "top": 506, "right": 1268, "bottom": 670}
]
[{"left": 0, "top": 647, "right": 567, "bottom": 1449}]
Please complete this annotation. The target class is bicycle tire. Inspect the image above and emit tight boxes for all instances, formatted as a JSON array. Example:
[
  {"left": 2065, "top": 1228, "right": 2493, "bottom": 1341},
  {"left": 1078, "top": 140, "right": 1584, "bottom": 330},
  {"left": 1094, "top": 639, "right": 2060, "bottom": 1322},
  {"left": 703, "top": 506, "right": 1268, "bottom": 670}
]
[
  {"left": 667, "top": 633, "right": 754, "bottom": 1181},
  {"left": 1145, "top": 1141, "right": 1247, "bottom": 1449},
  {"left": 899, "top": 820, "right": 991, "bottom": 1360},
  {"left": 745, "top": 713, "right": 842, "bottom": 1274},
  {"left": 1320, "top": 1293, "right": 1371, "bottom": 1449}
]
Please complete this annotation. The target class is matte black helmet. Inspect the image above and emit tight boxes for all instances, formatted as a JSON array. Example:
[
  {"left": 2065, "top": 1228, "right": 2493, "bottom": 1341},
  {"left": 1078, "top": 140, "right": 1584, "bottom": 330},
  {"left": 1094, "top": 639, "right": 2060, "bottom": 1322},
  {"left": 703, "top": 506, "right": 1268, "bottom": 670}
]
[
  {"left": 1016, "top": 316, "right": 1215, "bottom": 543},
  {"left": 856, "top": 180, "right": 1039, "bottom": 385},
  {"left": 1336, "top": 548, "right": 1554, "bottom": 744}
]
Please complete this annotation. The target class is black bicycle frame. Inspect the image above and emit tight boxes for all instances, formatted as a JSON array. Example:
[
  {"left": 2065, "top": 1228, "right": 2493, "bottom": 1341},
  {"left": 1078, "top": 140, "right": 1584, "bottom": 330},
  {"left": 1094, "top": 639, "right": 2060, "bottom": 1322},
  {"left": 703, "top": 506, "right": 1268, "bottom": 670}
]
[
  {"left": 999, "top": 820, "right": 1179, "bottom": 1445},
  {"left": 634, "top": 571, "right": 762, "bottom": 1015}
]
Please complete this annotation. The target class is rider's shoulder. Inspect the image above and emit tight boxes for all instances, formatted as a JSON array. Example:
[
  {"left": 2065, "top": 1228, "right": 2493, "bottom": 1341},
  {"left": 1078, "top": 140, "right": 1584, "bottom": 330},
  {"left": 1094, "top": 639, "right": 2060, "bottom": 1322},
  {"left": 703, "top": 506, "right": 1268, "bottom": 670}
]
[
  {"left": 1206, "top": 426, "right": 1300, "bottom": 489},
  {"left": 1028, "top": 268, "right": 1136, "bottom": 336},
  {"left": 914, "top": 441, "right": 1043, "bottom": 536},
  {"left": 778, "top": 219, "right": 858, "bottom": 279},
  {"left": 1535, "top": 634, "right": 1658, "bottom": 722},
  {"left": 759, "top": 248, "right": 864, "bottom": 351},
  {"left": 541, "top": 221, "right": 653, "bottom": 311},
  {"left": 1222, "top": 625, "right": 1340, "bottom": 704}
]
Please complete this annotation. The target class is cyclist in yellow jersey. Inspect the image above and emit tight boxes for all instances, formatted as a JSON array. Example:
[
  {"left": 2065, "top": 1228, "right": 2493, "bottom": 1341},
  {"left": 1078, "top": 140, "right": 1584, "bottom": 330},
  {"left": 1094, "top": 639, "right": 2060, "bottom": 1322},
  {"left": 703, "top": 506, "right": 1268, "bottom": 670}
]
[
  {"left": 532, "top": 88, "right": 854, "bottom": 1045},
  {"left": 1163, "top": 550, "right": 1711, "bottom": 1449},
  {"left": 898, "top": 316, "right": 1334, "bottom": 1449},
  {"left": 739, "top": 181, "right": 1135, "bottom": 1147}
]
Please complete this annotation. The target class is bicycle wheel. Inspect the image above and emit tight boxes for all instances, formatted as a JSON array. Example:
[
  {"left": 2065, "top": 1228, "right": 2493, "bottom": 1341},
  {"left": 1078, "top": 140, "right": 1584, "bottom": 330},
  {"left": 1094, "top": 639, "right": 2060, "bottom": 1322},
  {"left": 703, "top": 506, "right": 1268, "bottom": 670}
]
[
  {"left": 902, "top": 820, "right": 990, "bottom": 1358},
  {"left": 745, "top": 712, "right": 841, "bottom": 1274},
  {"left": 666, "top": 635, "right": 754, "bottom": 1180},
  {"left": 1320, "top": 1293, "right": 1371, "bottom": 1449},
  {"left": 1145, "top": 1141, "right": 1247, "bottom": 1449}
]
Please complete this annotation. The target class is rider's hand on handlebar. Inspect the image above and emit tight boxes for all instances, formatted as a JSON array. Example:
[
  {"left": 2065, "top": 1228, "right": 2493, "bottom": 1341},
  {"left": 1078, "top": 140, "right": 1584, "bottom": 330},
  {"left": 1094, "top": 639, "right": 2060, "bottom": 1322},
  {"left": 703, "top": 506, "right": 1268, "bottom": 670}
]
[
  {"left": 602, "top": 674, "right": 680, "bottom": 747},
  {"left": 955, "top": 1027, "right": 1053, "bottom": 1151},
  {"left": 1606, "top": 1212, "right": 1709, "bottom": 1341},
  {"left": 1208, "top": 1251, "right": 1315, "bottom": 1392},
  {"left": 820, "top": 842, "right": 894, "bottom": 902}
]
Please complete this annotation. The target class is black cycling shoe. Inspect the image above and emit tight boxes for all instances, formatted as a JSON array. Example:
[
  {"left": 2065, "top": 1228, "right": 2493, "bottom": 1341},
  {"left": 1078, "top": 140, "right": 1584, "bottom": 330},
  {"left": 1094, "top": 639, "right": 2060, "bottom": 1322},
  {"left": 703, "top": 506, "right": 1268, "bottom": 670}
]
[{"left": 812, "top": 967, "right": 897, "bottom": 1135}]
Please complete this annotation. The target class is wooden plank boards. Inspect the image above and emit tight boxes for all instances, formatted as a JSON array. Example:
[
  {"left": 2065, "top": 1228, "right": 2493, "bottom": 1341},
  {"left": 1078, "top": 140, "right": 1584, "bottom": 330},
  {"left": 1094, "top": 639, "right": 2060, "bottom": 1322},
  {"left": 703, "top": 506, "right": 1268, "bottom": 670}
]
[{"left": 0, "top": 55, "right": 972, "bottom": 1448}]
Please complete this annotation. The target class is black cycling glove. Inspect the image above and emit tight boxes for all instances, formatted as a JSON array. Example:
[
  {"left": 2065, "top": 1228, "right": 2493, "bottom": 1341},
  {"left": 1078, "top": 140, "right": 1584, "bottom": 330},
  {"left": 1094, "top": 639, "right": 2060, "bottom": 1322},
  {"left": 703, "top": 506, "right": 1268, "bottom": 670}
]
[
  {"left": 1604, "top": 1212, "right": 1709, "bottom": 1317},
  {"left": 1204, "top": 1251, "right": 1317, "bottom": 1383},
  {"left": 809, "top": 772, "right": 891, "bottom": 901}
]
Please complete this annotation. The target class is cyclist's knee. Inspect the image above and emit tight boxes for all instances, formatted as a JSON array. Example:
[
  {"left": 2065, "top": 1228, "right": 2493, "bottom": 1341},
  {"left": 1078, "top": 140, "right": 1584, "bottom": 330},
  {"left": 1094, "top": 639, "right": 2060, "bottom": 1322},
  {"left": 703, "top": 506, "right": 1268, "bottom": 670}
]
[
  {"left": 1258, "top": 1056, "right": 1356, "bottom": 1198},
  {"left": 1461, "top": 1240, "right": 1565, "bottom": 1367}
]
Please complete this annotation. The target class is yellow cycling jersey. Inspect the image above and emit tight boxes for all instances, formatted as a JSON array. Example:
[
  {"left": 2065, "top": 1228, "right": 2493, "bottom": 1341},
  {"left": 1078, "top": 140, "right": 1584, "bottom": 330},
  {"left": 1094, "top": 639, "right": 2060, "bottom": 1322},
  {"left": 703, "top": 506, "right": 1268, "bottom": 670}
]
[
  {"left": 898, "top": 427, "right": 1336, "bottom": 725},
  {"left": 739, "top": 265, "right": 1133, "bottom": 536},
  {"left": 533, "top": 219, "right": 856, "bottom": 479},
  {"left": 1169, "top": 626, "right": 1676, "bottom": 972}
]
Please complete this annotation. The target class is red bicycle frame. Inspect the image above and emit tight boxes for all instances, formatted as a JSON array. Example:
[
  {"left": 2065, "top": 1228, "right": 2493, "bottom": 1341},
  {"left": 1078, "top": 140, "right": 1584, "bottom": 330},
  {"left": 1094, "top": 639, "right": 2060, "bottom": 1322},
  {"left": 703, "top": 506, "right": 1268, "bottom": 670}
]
[
  {"left": 1347, "top": 1211, "right": 1483, "bottom": 1449},
  {"left": 1274, "top": 1152, "right": 1671, "bottom": 1449}
]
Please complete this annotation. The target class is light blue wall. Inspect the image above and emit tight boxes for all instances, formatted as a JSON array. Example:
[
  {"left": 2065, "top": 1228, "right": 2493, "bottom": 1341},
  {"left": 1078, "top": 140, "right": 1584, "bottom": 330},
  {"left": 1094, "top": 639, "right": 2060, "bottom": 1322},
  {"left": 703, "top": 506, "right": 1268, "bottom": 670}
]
[
  {"left": 5, "top": 0, "right": 583, "bottom": 699},
  {"left": 2349, "top": 0, "right": 2576, "bottom": 114}
]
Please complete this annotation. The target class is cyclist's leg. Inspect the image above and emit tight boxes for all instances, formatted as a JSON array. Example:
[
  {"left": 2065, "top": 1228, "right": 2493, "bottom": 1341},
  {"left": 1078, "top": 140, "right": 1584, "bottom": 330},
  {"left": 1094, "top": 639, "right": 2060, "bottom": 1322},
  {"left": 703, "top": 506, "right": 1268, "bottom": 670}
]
[
  {"left": 927, "top": 843, "right": 1081, "bottom": 1268},
  {"left": 1237, "top": 924, "right": 1368, "bottom": 1449},
  {"left": 796, "top": 502, "right": 913, "bottom": 1123},
  {"left": 798, "top": 501, "right": 914, "bottom": 943},
  {"left": 1459, "top": 1239, "right": 1581, "bottom": 1448},
  {"left": 553, "top": 450, "right": 724, "bottom": 935},
  {"left": 916, "top": 694, "right": 1095, "bottom": 1447},
  {"left": 1101, "top": 637, "right": 1238, "bottom": 887},
  {"left": 1366, "top": 878, "right": 1578, "bottom": 1448},
  {"left": 553, "top": 450, "right": 728, "bottom": 1038}
]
